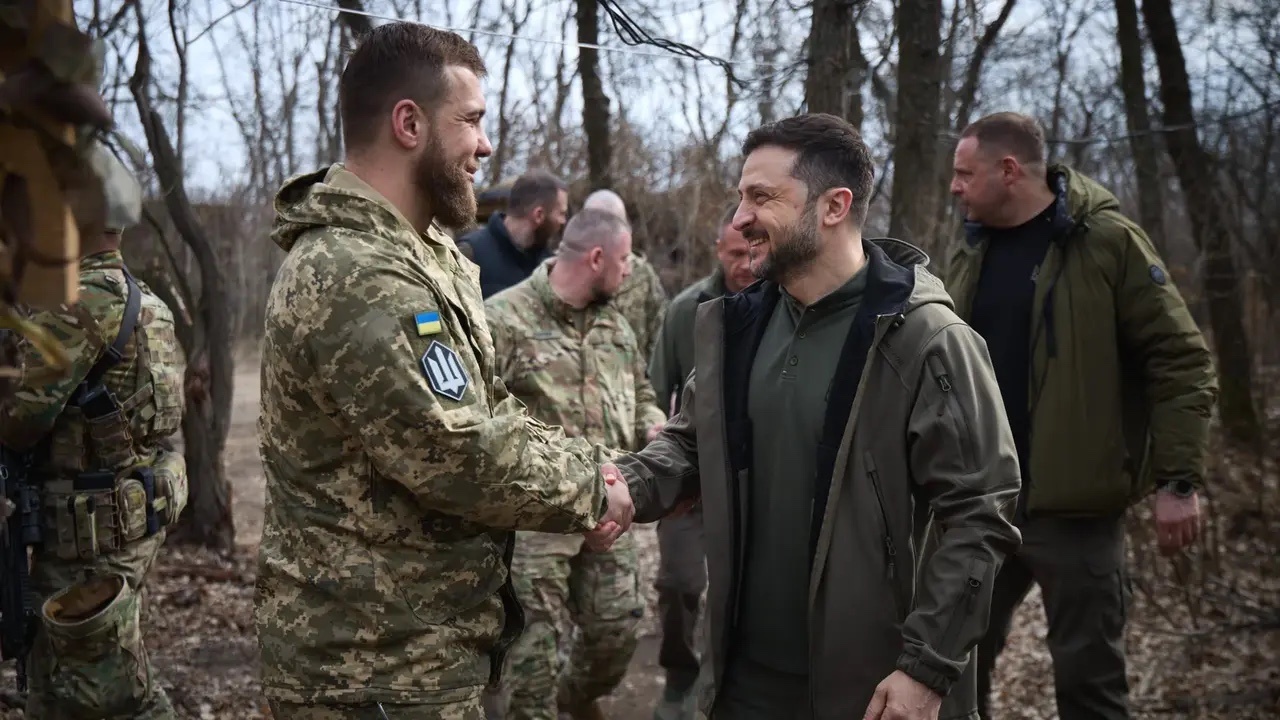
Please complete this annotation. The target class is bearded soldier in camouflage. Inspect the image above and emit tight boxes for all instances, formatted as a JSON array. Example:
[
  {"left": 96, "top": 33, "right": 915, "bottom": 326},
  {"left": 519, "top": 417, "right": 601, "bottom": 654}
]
[
  {"left": 581, "top": 190, "right": 668, "bottom": 361},
  {"left": 0, "top": 141, "right": 188, "bottom": 720},
  {"left": 486, "top": 209, "right": 666, "bottom": 720},
  {"left": 254, "top": 23, "right": 633, "bottom": 720}
]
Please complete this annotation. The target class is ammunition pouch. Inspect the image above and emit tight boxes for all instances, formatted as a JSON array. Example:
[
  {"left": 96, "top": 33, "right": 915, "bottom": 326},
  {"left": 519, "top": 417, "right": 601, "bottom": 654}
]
[
  {"left": 40, "top": 572, "right": 154, "bottom": 719},
  {"left": 42, "top": 450, "right": 187, "bottom": 560}
]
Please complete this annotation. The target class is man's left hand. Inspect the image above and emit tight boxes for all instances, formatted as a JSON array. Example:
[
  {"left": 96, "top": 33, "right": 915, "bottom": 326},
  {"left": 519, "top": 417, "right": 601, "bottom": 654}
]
[
  {"left": 862, "top": 671, "right": 941, "bottom": 720},
  {"left": 646, "top": 422, "right": 665, "bottom": 443},
  {"left": 1153, "top": 487, "right": 1201, "bottom": 555}
]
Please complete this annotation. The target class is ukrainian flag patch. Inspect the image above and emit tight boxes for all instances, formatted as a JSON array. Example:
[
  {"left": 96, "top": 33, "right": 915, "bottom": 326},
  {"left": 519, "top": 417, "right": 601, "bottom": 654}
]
[{"left": 414, "top": 310, "right": 443, "bottom": 336}]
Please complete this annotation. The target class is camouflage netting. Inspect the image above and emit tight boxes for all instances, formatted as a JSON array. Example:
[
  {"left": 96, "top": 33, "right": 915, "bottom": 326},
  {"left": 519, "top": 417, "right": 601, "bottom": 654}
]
[{"left": 0, "top": 0, "right": 116, "bottom": 403}]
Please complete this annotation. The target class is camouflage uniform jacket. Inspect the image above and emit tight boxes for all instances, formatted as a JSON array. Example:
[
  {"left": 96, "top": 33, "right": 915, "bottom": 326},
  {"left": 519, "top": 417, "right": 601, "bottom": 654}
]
[
  {"left": 611, "top": 252, "right": 668, "bottom": 363},
  {"left": 0, "top": 249, "right": 185, "bottom": 474},
  {"left": 485, "top": 262, "right": 667, "bottom": 454},
  {"left": 255, "top": 164, "right": 613, "bottom": 706}
]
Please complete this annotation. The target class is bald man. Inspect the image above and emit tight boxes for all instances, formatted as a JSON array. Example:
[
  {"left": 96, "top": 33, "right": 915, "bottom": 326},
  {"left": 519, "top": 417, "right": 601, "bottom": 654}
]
[
  {"left": 580, "top": 189, "right": 669, "bottom": 361},
  {"left": 486, "top": 209, "right": 665, "bottom": 720}
]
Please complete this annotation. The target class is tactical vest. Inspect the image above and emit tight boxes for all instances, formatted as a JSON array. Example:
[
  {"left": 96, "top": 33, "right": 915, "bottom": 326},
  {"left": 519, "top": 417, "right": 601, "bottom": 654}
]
[{"left": 40, "top": 268, "right": 189, "bottom": 560}]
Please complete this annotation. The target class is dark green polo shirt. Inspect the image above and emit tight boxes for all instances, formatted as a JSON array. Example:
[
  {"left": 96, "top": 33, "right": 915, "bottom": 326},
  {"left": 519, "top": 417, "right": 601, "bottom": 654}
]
[{"left": 738, "top": 267, "right": 868, "bottom": 675}]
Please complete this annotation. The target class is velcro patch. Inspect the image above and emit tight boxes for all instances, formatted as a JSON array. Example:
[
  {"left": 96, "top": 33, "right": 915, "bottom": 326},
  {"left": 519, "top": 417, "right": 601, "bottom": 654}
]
[
  {"left": 1149, "top": 264, "right": 1167, "bottom": 285},
  {"left": 421, "top": 341, "right": 470, "bottom": 402}
]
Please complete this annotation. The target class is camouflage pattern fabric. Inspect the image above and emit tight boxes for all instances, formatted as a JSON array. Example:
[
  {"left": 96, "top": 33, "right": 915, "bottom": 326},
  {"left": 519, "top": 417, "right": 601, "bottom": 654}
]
[
  {"left": 26, "top": 533, "right": 172, "bottom": 720},
  {"left": 255, "top": 164, "right": 614, "bottom": 708},
  {"left": 269, "top": 699, "right": 486, "bottom": 720},
  {"left": 2, "top": 1, "right": 121, "bottom": 405},
  {"left": 0, "top": 250, "right": 185, "bottom": 461},
  {"left": 0, "top": 246, "right": 184, "bottom": 719},
  {"left": 611, "top": 252, "right": 668, "bottom": 363},
  {"left": 506, "top": 532, "right": 642, "bottom": 720},
  {"left": 485, "top": 263, "right": 660, "bottom": 719}
]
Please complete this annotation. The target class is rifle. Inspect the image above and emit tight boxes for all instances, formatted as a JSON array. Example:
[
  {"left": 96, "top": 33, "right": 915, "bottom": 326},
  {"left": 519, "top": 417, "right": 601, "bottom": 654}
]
[{"left": 0, "top": 445, "right": 41, "bottom": 691}]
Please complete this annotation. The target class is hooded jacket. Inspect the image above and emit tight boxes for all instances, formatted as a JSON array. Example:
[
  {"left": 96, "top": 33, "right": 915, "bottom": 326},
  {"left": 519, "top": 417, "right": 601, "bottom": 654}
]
[
  {"left": 943, "top": 165, "right": 1218, "bottom": 515},
  {"left": 254, "top": 165, "right": 611, "bottom": 706},
  {"left": 614, "top": 238, "right": 1022, "bottom": 719}
]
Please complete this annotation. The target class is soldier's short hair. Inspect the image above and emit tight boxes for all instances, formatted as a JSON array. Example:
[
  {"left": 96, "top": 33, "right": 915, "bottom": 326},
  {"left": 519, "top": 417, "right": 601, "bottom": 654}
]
[
  {"left": 339, "top": 22, "right": 486, "bottom": 152},
  {"left": 507, "top": 170, "right": 567, "bottom": 217},
  {"left": 557, "top": 208, "right": 630, "bottom": 259},
  {"left": 960, "top": 112, "right": 1047, "bottom": 167},
  {"left": 742, "top": 113, "right": 875, "bottom": 227}
]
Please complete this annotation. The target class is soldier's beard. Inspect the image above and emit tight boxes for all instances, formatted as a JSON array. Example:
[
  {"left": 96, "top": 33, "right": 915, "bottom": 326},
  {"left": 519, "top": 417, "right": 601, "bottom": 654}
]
[
  {"left": 415, "top": 134, "right": 477, "bottom": 229},
  {"left": 531, "top": 219, "right": 556, "bottom": 250}
]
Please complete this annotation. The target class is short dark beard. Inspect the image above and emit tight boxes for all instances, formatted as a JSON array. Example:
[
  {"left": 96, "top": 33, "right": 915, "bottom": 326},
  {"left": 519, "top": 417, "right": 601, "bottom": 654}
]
[
  {"left": 753, "top": 201, "right": 820, "bottom": 285},
  {"left": 414, "top": 132, "right": 476, "bottom": 229},
  {"left": 530, "top": 217, "right": 555, "bottom": 251}
]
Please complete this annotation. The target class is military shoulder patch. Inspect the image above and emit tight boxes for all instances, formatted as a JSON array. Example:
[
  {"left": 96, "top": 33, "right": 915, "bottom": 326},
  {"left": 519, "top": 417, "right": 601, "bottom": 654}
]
[
  {"left": 421, "top": 340, "right": 470, "bottom": 402},
  {"left": 415, "top": 310, "right": 443, "bottom": 336},
  {"left": 1148, "top": 264, "right": 1167, "bottom": 286}
]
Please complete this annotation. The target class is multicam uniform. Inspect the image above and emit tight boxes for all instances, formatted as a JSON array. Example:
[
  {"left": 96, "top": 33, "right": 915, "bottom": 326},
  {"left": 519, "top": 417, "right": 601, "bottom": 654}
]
[
  {"left": 610, "top": 252, "right": 668, "bottom": 363},
  {"left": 0, "top": 246, "right": 188, "bottom": 719},
  {"left": 255, "top": 165, "right": 615, "bottom": 720},
  {"left": 485, "top": 262, "right": 666, "bottom": 720}
]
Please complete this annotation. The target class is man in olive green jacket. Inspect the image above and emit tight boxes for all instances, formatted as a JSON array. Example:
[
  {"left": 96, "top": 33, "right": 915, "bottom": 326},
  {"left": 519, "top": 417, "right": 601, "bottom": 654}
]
[
  {"left": 645, "top": 204, "right": 756, "bottom": 720},
  {"left": 943, "top": 112, "right": 1218, "bottom": 720},
  {"left": 597, "top": 113, "right": 1023, "bottom": 720}
]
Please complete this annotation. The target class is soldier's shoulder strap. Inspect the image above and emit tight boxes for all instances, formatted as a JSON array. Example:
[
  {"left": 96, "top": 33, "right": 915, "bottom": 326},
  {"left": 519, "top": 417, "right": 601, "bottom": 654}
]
[{"left": 70, "top": 269, "right": 141, "bottom": 409}]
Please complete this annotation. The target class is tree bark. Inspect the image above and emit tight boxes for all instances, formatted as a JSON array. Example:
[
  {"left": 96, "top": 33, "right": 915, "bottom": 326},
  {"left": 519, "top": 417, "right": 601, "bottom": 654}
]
[
  {"left": 1113, "top": 0, "right": 1168, "bottom": 253},
  {"left": 577, "top": 0, "right": 612, "bottom": 190},
  {"left": 130, "top": 3, "right": 237, "bottom": 550},
  {"left": 889, "top": 0, "right": 944, "bottom": 252},
  {"left": 804, "top": 0, "right": 868, "bottom": 126},
  {"left": 1141, "top": 0, "right": 1261, "bottom": 448}
]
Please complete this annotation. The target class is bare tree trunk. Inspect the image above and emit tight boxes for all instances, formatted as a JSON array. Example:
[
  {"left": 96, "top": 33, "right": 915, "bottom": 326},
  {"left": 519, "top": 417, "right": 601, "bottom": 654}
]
[
  {"left": 1141, "top": 0, "right": 1261, "bottom": 448},
  {"left": 577, "top": 0, "right": 612, "bottom": 190},
  {"left": 130, "top": 2, "right": 237, "bottom": 550},
  {"left": 804, "top": 0, "right": 867, "bottom": 122},
  {"left": 889, "top": 0, "right": 944, "bottom": 251},
  {"left": 1113, "top": 0, "right": 1168, "bottom": 252}
]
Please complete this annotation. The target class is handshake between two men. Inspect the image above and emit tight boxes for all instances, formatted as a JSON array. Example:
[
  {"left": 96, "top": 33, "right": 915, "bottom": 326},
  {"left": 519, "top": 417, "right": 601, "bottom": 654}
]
[{"left": 583, "top": 462, "right": 635, "bottom": 552}]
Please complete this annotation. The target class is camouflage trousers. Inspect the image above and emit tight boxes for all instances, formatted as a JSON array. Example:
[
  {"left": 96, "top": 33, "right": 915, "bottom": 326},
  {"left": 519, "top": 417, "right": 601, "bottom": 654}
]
[
  {"left": 25, "top": 531, "right": 174, "bottom": 720},
  {"left": 269, "top": 699, "right": 486, "bottom": 719},
  {"left": 504, "top": 530, "right": 643, "bottom": 720}
]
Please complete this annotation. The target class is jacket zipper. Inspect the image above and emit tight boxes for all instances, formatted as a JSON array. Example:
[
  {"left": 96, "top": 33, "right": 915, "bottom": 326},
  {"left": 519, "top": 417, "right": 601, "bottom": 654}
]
[
  {"left": 939, "top": 560, "right": 986, "bottom": 657},
  {"left": 926, "top": 354, "right": 974, "bottom": 470},
  {"left": 863, "top": 452, "right": 905, "bottom": 618}
]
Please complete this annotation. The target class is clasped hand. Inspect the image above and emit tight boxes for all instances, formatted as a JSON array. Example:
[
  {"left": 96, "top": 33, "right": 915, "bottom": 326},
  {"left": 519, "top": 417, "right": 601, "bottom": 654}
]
[{"left": 583, "top": 462, "right": 633, "bottom": 552}]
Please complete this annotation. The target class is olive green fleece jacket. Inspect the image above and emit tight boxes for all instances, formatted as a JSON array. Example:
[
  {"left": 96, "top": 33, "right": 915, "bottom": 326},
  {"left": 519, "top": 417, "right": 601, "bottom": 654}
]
[{"left": 943, "top": 164, "right": 1219, "bottom": 515}]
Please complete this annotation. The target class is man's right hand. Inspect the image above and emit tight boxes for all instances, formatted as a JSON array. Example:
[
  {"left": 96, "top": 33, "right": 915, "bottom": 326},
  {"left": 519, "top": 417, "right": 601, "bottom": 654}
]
[{"left": 584, "top": 463, "right": 633, "bottom": 552}]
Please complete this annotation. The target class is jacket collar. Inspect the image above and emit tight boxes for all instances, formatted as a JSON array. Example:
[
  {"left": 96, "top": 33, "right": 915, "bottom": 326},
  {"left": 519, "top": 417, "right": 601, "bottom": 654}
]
[
  {"left": 963, "top": 167, "right": 1080, "bottom": 248},
  {"left": 530, "top": 260, "right": 598, "bottom": 328}
]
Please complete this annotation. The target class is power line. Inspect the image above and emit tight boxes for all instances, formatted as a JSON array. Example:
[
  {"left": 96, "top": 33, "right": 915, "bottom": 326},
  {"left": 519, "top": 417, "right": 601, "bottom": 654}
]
[
  {"left": 945, "top": 98, "right": 1280, "bottom": 147},
  {"left": 274, "top": 0, "right": 774, "bottom": 68}
]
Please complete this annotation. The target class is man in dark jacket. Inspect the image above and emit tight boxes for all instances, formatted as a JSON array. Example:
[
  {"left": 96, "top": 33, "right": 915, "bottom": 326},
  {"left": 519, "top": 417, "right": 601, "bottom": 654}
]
[
  {"left": 458, "top": 169, "right": 569, "bottom": 297},
  {"left": 943, "top": 111, "right": 1218, "bottom": 720},
  {"left": 645, "top": 203, "right": 756, "bottom": 720},
  {"left": 593, "top": 113, "right": 1023, "bottom": 720}
]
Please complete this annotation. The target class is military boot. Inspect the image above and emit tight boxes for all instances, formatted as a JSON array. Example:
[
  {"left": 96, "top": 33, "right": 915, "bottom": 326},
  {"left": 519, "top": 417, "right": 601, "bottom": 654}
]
[{"left": 556, "top": 685, "right": 607, "bottom": 720}]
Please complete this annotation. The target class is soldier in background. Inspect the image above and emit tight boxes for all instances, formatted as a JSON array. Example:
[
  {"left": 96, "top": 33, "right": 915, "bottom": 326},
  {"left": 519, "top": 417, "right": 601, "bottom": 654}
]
[
  {"left": 643, "top": 204, "right": 755, "bottom": 720},
  {"left": 254, "top": 23, "right": 631, "bottom": 720},
  {"left": 486, "top": 209, "right": 666, "bottom": 720},
  {"left": 458, "top": 169, "right": 570, "bottom": 298},
  {"left": 581, "top": 190, "right": 668, "bottom": 361},
  {"left": 0, "top": 140, "right": 188, "bottom": 720}
]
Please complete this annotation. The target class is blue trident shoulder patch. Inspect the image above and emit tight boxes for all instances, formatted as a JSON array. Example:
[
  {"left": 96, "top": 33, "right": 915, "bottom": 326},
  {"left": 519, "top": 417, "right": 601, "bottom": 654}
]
[{"left": 421, "top": 340, "right": 470, "bottom": 401}]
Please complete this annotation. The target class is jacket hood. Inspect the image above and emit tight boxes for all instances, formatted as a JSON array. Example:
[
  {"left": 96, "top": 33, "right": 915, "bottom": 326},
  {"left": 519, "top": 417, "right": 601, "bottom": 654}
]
[
  {"left": 963, "top": 163, "right": 1118, "bottom": 247},
  {"left": 865, "top": 236, "right": 954, "bottom": 315},
  {"left": 269, "top": 165, "right": 409, "bottom": 253}
]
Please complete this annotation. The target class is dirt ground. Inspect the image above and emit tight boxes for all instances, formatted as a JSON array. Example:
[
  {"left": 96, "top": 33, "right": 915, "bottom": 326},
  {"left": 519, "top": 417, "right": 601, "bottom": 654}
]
[{"left": 3, "top": 356, "right": 1277, "bottom": 719}]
